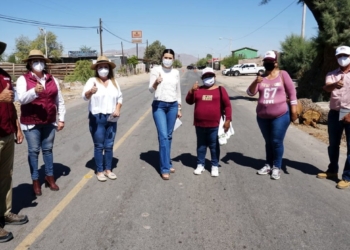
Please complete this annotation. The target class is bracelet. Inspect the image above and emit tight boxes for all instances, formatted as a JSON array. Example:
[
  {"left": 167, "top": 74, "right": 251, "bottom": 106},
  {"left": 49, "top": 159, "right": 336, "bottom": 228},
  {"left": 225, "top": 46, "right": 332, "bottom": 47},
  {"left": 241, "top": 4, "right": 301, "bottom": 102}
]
[{"left": 178, "top": 108, "right": 181, "bottom": 110}]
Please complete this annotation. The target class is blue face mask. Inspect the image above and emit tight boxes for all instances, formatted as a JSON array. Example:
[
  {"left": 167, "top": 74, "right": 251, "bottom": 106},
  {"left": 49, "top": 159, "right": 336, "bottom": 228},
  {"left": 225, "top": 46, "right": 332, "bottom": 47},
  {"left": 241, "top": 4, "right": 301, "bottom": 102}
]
[{"left": 203, "top": 77, "right": 215, "bottom": 87}]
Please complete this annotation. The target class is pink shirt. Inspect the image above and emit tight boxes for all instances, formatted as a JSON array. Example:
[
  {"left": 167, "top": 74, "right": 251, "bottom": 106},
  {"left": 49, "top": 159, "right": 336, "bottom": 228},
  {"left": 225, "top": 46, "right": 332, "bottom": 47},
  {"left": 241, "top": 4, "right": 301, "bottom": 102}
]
[
  {"left": 325, "top": 68, "right": 350, "bottom": 111},
  {"left": 247, "top": 70, "right": 297, "bottom": 119}
]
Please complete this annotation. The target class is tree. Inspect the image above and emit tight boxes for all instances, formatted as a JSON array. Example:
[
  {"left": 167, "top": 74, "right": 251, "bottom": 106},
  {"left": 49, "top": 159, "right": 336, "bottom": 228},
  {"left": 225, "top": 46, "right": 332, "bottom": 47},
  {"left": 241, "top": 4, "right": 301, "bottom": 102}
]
[
  {"left": 220, "top": 55, "right": 239, "bottom": 68},
  {"left": 279, "top": 34, "right": 317, "bottom": 79},
  {"left": 80, "top": 45, "right": 92, "bottom": 52},
  {"left": 144, "top": 40, "right": 166, "bottom": 64},
  {"left": 0, "top": 53, "right": 5, "bottom": 62},
  {"left": 127, "top": 55, "right": 139, "bottom": 73},
  {"left": 64, "top": 60, "right": 94, "bottom": 83},
  {"left": 14, "top": 31, "right": 63, "bottom": 62},
  {"left": 196, "top": 58, "right": 208, "bottom": 68},
  {"left": 261, "top": 0, "right": 350, "bottom": 100},
  {"left": 206, "top": 54, "right": 212, "bottom": 59},
  {"left": 173, "top": 59, "right": 182, "bottom": 68}
]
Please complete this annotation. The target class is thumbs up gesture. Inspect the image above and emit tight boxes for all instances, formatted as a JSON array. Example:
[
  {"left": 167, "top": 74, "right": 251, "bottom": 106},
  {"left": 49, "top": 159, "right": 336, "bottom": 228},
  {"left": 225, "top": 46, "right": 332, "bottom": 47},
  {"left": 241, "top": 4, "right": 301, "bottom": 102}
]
[
  {"left": 335, "top": 75, "right": 344, "bottom": 89},
  {"left": 156, "top": 73, "right": 163, "bottom": 84},
  {"left": 0, "top": 83, "right": 14, "bottom": 103},
  {"left": 90, "top": 82, "right": 98, "bottom": 94},
  {"left": 190, "top": 81, "right": 199, "bottom": 94},
  {"left": 34, "top": 82, "right": 44, "bottom": 94}
]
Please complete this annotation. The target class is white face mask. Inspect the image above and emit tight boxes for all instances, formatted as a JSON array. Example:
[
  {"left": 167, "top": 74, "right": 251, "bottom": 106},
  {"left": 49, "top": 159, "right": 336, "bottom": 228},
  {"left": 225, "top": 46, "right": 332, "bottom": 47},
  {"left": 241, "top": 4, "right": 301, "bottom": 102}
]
[
  {"left": 162, "top": 59, "right": 173, "bottom": 68},
  {"left": 32, "top": 61, "right": 45, "bottom": 72},
  {"left": 203, "top": 77, "right": 215, "bottom": 87},
  {"left": 337, "top": 56, "right": 350, "bottom": 67},
  {"left": 98, "top": 67, "right": 109, "bottom": 77}
]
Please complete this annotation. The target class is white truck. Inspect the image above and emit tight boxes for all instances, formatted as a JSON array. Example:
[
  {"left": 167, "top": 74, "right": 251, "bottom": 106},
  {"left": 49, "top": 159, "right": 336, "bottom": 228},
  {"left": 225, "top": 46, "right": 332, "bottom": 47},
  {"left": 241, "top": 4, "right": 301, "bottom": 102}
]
[
  {"left": 222, "top": 64, "right": 241, "bottom": 76},
  {"left": 231, "top": 63, "right": 265, "bottom": 76}
]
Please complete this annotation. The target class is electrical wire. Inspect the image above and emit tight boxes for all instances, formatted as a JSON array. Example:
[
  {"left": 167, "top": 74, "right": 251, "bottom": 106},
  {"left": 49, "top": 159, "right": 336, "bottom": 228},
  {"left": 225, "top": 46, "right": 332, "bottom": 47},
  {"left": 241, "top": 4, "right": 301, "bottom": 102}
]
[{"left": 102, "top": 26, "right": 147, "bottom": 45}]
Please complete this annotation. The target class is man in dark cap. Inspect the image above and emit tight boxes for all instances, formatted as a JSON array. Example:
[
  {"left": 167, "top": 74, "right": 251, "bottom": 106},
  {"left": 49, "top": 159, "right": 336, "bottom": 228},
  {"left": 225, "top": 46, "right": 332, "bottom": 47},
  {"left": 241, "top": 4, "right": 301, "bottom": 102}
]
[{"left": 0, "top": 41, "right": 28, "bottom": 243}]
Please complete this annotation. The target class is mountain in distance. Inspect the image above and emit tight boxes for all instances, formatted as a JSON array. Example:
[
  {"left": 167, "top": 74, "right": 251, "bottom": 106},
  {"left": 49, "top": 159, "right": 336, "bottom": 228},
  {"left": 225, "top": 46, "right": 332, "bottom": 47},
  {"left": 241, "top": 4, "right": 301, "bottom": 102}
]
[{"left": 104, "top": 46, "right": 197, "bottom": 66}]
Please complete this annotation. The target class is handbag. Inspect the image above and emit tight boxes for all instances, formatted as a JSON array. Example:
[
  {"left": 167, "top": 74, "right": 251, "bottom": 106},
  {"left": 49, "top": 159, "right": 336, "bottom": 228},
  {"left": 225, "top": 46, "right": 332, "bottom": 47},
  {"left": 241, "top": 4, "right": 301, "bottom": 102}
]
[{"left": 218, "top": 86, "right": 234, "bottom": 145}]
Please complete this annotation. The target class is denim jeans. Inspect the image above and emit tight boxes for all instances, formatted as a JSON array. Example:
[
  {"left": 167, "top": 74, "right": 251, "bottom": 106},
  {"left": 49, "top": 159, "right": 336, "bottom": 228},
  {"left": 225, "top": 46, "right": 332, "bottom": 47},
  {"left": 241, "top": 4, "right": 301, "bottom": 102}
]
[
  {"left": 327, "top": 110, "right": 350, "bottom": 181},
  {"left": 89, "top": 113, "right": 117, "bottom": 173},
  {"left": 152, "top": 101, "right": 178, "bottom": 174},
  {"left": 195, "top": 126, "right": 220, "bottom": 167},
  {"left": 257, "top": 111, "right": 290, "bottom": 169},
  {"left": 23, "top": 124, "right": 56, "bottom": 180}
]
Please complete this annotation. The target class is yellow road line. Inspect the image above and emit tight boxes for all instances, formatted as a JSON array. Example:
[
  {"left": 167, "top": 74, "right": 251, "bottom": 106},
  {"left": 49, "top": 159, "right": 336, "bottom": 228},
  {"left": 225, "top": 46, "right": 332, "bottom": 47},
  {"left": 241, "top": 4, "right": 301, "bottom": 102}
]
[{"left": 15, "top": 107, "right": 152, "bottom": 250}]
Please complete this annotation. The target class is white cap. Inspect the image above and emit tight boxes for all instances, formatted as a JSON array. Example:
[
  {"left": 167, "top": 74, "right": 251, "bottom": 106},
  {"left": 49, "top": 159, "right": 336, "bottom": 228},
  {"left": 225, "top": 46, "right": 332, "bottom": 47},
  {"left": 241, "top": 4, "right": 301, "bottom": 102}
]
[
  {"left": 263, "top": 50, "right": 277, "bottom": 61},
  {"left": 335, "top": 46, "right": 350, "bottom": 56},
  {"left": 201, "top": 67, "right": 215, "bottom": 78}
]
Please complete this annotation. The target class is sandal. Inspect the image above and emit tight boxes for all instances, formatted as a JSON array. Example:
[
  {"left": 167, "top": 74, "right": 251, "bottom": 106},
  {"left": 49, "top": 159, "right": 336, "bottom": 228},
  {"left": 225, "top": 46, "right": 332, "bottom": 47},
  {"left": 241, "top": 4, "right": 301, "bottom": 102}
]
[
  {"left": 161, "top": 173, "right": 170, "bottom": 180},
  {"left": 170, "top": 168, "right": 175, "bottom": 173}
]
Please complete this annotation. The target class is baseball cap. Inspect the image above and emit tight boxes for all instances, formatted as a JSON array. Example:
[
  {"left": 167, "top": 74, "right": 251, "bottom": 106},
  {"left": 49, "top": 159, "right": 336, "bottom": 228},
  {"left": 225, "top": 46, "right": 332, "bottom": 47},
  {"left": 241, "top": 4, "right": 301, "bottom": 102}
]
[
  {"left": 201, "top": 67, "right": 215, "bottom": 79},
  {"left": 0, "top": 41, "right": 6, "bottom": 55},
  {"left": 335, "top": 46, "right": 350, "bottom": 56},
  {"left": 263, "top": 50, "right": 277, "bottom": 61}
]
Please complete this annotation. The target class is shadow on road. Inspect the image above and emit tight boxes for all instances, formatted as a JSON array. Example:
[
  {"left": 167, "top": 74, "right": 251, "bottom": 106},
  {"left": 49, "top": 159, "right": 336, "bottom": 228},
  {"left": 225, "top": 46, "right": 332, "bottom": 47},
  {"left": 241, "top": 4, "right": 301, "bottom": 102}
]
[
  {"left": 172, "top": 153, "right": 212, "bottom": 170},
  {"left": 85, "top": 157, "right": 119, "bottom": 173},
  {"left": 221, "top": 152, "right": 329, "bottom": 180},
  {"left": 37, "top": 163, "right": 71, "bottom": 182},
  {"left": 140, "top": 150, "right": 160, "bottom": 174},
  {"left": 11, "top": 183, "right": 38, "bottom": 214}
]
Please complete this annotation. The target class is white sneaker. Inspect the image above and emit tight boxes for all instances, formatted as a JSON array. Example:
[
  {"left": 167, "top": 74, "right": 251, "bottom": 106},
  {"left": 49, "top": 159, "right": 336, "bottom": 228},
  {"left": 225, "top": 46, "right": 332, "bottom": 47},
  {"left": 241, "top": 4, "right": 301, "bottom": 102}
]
[
  {"left": 257, "top": 164, "right": 271, "bottom": 175},
  {"left": 211, "top": 166, "right": 219, "bottom": 177},
  {"left": 271, "top": 167, "right": 281, "bottom": 180},
  {"left": 96, "top": 173, "right": 107, "bottom": 182},
  {"left": 194, "top": 165, "right": 205, "bottom": 175}
]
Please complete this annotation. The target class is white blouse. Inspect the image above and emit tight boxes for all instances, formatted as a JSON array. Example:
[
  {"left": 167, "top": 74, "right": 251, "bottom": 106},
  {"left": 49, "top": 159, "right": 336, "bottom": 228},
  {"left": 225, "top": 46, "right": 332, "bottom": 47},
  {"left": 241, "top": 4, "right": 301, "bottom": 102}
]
[
  {"left": 148, "top": 66, "right": 181, "bottom": 104},
  {"left": 16, "top": 73, "right": 66, "bottom": 130},
  {"left": 82, "top": 77, "right": 123, "bottom": 115}
]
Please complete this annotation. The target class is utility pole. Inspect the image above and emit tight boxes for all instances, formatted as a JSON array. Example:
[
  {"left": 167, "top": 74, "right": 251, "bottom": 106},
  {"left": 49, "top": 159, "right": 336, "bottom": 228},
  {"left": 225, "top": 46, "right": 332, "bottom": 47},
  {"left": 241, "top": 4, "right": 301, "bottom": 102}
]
[
  {"left": 136, "top": 43, "right": 138, "bottom": 59},
  {"left": 121, "top": 41, "right": 124, "bottom": 65},
  {"left": 301, "top": 3, "right": 306, "bottom": 39},
  {"left": 99, "top": 18, "right": 103, "bottom": 55}
]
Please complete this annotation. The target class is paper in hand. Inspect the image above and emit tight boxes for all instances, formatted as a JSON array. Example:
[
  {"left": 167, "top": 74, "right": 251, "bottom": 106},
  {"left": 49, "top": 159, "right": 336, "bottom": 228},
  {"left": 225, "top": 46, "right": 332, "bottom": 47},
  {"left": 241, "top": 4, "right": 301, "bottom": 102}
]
[
  {"left": 107, "top": 114, "right": 119, "bottom": 122},
  {"left": 339, "top": 108, "right": 350, "bottom": 121},
  {"left": 174, "top": 118, "right": 182, "bottom": 131}
]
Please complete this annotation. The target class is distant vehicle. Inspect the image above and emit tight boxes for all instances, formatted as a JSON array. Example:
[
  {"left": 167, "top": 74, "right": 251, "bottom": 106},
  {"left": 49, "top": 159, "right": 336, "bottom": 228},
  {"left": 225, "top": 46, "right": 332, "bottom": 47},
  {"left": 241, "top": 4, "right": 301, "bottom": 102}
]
[
  {"left": 197, "top": 65, "right": 206, "bottom": 70},
  {"left": 222, "top": 64, "right": 241, "bottom": 76},
  {"left": 187, "top": 65, "right": 195, "bottom": 70},
  {"left": 231, "top": 63, "right": 265, "bottom": 76}
]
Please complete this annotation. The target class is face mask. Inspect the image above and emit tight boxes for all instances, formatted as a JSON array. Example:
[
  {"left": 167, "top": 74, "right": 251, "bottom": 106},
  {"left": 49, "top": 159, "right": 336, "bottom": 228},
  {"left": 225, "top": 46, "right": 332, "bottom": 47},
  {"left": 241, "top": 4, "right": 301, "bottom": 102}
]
[
  {"left": 337, "top": 56, "right": 350, "bottom": 67},
  {"left": 263, "top": 62, "right": 275, "bottom": 71},
  {"left": 162, "top": 59, "right": 173, "bottom": 68},
  {"left": 203, "top": 77, "right": 215, "bottom": 87},
  {"left": 98, "top": 67, "right": 109, "bottom": 77},
  {"left": 32, "top": 61, "right": 45, "bottom": 72}
]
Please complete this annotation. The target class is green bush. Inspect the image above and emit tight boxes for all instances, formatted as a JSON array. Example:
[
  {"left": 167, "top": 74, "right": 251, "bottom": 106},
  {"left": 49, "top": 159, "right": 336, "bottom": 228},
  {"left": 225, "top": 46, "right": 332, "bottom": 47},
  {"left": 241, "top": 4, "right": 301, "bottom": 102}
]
[{"left": 64, "top": 60, "right": 94, "bottom": 83}]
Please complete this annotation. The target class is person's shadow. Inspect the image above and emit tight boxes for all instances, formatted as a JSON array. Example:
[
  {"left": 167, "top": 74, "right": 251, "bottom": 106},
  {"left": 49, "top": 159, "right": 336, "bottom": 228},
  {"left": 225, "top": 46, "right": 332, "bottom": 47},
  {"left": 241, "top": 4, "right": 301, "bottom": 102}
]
[
  {"left": 12, "top": 163, "right": 71, "bottom": 214},
  {"left": 172, "top": 153, "right": 212, "bottom": 170},
  {"left": 221, "top": 152, "right": 334, "bottom": 181},
  {"left": 140, "top": 150, "right": 160, "bottom": 174},
  {"left": 85, "top": 157, "right": 119, "bottom": 173}
]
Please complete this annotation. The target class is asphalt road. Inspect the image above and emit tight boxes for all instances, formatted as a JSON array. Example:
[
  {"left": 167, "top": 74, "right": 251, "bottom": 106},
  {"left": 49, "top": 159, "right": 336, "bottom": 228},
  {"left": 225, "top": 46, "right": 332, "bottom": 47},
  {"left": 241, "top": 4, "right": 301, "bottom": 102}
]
[{"left": 4, "top": 70, "right": 350, "bottom": 250}]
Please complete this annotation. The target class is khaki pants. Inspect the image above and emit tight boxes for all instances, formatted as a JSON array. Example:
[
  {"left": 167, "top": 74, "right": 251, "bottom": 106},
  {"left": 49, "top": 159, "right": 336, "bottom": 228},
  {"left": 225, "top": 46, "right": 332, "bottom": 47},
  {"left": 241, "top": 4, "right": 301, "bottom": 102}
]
[{"left": 0, "top": 134, "right": 14, "bottom": 217}]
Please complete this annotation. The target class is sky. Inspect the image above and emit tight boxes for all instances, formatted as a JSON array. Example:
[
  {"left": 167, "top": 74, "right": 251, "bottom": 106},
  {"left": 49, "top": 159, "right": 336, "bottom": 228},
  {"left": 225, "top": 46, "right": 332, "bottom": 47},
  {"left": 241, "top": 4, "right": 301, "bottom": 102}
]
[{"left": 1, "top": 0, "right": 318, "bottom": 60}]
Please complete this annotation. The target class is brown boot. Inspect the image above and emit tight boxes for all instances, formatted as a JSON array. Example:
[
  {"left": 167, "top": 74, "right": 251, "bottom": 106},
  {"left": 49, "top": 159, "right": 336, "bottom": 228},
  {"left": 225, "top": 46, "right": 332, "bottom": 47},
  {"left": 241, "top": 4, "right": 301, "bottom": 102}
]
[
  {"left": 44, "top": 176, "right": 59, "bottom": 191},
  {"left": 33, "top": 180, "right": 42, "bottom": 196},
  {"left": 0, "top": 226, "right": 13, "bottom": 243}
]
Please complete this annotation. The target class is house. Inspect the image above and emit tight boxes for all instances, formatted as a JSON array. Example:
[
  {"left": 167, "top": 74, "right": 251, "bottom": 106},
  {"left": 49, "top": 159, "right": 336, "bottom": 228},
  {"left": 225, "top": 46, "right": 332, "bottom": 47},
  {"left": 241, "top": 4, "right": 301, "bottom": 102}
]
[{"left": 232, "top": 47, "right": 258, "bottom": 59}]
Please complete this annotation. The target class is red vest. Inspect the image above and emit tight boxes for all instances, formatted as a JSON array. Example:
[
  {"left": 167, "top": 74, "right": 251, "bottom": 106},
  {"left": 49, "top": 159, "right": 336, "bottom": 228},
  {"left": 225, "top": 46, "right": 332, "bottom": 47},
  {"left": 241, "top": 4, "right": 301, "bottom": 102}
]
[
  {"left": 0, "top": 68, "right": 17, "bottom": 137},
  {"left": 20, "top": 72, "right": 58, "bottom": 125}
]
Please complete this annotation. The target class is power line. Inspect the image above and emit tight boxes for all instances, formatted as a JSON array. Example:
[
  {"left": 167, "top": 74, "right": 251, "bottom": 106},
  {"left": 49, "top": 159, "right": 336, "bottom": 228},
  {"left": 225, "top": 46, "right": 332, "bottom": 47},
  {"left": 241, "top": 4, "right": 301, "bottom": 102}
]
[
  {"left": 102, "top": 26, "right": 147, "bottom": 45},
  {"left": 232, "top": 0, "right": 298, "bottom": 41}
]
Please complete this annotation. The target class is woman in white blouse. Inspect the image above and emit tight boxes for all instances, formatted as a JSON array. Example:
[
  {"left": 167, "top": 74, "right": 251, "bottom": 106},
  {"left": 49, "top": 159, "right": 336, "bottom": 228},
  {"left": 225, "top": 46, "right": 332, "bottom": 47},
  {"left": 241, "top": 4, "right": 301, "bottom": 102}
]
[
  {"left": 83, "top": 56, "right": 123, "bottom": 182},
  {"left": 149, "top": 49, "right": 182, "bottom": 180}
]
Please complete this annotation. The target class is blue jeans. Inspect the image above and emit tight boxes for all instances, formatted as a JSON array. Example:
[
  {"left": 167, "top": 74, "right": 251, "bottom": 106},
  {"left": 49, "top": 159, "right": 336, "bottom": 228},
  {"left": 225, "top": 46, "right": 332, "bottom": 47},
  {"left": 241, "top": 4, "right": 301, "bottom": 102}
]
[
  {"left": 257, "top": 111, "right": 290, "bottom": 169},
  {"left": 195, "top": 126, "right": 220, "bottom": 167},
  {"left": 89, "top": 113, "right": 117, "bottom": 173},
  {"left": 152, "top": 101, "right": 178, "bottom": 174},
  {"left": 327, "top": 110, "right": 350, "bottom": 181},
  {"left": 23, "top": 124, "right": 56, "bottom": 180}
]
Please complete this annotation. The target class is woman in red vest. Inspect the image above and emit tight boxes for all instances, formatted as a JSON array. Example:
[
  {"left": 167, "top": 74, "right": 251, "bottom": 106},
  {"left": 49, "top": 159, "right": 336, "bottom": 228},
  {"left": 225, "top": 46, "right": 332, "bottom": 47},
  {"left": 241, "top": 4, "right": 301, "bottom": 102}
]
[{"left": 16, "top": 50, "right": 66, "bottom": 196}]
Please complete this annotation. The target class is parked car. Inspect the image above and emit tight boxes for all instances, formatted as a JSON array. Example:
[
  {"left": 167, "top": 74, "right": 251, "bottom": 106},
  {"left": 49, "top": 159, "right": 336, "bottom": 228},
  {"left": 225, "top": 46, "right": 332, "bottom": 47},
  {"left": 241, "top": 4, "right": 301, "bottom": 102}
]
[
  {"left": 222, "top": 64, "right": 241, "bottom": 76},
  {"left": 197, "top": 65, "right": 206, "bottom": 70},
  {"left": 187, "top": 65, "right": 197, "bottom": 70},
  {"left": 231, "top": 63, "right": 265, "bottom": 76}
]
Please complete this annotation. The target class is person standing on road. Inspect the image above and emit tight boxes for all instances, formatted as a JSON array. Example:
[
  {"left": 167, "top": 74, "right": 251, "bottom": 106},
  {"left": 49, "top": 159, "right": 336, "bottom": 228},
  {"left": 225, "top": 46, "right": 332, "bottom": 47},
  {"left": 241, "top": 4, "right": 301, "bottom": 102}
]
[
  {"left": 17, "top": 50, "right": 66, "bottom": 195},
  {"left": 247, "top": 50, "right": 297, "bottom": 180},
  {"left": 317, "top": 45, "right": 350, "bottom": 189},
  {"left": 83, "top": 56, "right": 123, "bottom": 182},
  {"left": 186, "top": 67, "right": 232, "bottom": 177},
  {"left": 149, "top": 49, "right": 182, "bottom": 180},
  {"left": 0, "top": 41, "right": 28, "bottom": 243}
]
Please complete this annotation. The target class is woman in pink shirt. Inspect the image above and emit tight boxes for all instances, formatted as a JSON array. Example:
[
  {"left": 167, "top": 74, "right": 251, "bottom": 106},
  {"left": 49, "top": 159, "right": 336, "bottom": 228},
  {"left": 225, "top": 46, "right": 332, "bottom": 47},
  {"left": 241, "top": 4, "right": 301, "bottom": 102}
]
[
  {"left": 247, "top": 50, "right": 297, "bottom": 180},
  {"left": 186, "top": 67, "right": 232, "bottom": 177}
]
